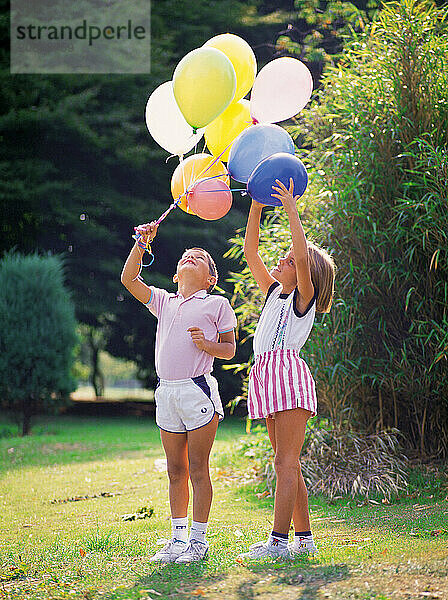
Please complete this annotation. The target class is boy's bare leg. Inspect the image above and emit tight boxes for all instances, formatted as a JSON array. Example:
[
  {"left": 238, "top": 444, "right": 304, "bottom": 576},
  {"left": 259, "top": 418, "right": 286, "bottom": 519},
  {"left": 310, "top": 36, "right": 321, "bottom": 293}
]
[
  {"left": 266, "top": 408, "right": 311, "bottom": 534},
  {"left": 160, "top": 430, "right": 189, "bottom": 518},
  {"left": 187, "top": 414, "right": 219, "bottom": 523}
]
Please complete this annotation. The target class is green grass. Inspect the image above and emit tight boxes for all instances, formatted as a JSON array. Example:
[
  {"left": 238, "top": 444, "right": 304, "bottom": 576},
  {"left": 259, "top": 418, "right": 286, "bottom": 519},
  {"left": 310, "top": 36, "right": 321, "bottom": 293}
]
[{"left": 1, "top": 415, "right": 447, "bottom": 600}]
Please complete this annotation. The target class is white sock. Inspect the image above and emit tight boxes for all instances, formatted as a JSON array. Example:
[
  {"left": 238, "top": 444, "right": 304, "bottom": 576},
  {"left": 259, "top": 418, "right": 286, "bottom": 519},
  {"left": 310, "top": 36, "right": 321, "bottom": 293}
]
[
  {"left": 293, "top": 532, "right": 315, "bottom": 549},
  {"left": 189, "top": 520, "right": 208, "bottom": 544},
  {"left": 267, "top": 531, "right": 288, "bottom": 551},
  {"left": 171, "top": 517, "right": 188, "bottom": 543}
]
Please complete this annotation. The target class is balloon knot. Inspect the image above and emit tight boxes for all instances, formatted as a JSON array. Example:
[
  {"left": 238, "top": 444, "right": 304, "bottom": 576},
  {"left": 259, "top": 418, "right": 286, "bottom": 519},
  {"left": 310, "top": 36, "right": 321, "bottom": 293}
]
[
  {"left": 252, "top": 118, "right": 259, "bottom": 125},
  {"left": 192, "top": 127, "right": 198, "bottom": 135}
]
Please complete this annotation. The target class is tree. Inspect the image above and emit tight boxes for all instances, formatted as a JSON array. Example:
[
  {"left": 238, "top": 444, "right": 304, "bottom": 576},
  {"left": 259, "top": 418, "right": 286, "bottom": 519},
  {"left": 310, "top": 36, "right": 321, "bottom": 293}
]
[{"left": 0, "top": 252, "right": 78, "bottom": 435}]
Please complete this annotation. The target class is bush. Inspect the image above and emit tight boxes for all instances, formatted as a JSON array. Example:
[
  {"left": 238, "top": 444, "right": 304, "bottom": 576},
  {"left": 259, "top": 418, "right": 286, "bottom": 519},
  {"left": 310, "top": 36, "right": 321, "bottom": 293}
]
[
  {"left": 0, "top": 252, "right": 78, "bottom": 435},
  {"left": 237, "top": 423, "right": 409, "bottom": 501},
  {"left": 301, "top": 428, "right": 408, "bottom": 500}
]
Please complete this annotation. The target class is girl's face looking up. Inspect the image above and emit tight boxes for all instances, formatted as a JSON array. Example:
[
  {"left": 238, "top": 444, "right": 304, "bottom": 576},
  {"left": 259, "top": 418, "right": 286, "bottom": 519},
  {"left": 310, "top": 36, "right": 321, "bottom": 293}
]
[{"left": 270, "top": 250, "right": 297, "bottom": 289}]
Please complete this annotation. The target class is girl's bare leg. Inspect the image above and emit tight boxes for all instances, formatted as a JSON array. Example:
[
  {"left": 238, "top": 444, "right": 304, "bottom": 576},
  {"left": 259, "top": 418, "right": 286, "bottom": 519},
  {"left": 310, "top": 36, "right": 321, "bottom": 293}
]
[{"left": 266, "top": 408, "right": 311, "bottom": 534}]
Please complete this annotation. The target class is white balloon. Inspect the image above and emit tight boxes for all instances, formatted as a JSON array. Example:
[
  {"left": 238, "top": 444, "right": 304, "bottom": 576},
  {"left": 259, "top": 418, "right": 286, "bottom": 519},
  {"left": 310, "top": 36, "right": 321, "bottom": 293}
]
[
  {"left": 250, "top": 57, "right": 313, "bottom": 124},
  {"left": 145, "top": 81, "right": 204, "bottom": 155}
]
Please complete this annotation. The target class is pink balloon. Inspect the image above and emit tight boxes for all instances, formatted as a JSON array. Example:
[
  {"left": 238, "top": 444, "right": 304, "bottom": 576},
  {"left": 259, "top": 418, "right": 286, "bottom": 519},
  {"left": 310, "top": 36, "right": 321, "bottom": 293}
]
[
  {"left": 186, "top": 178, "right": 232, "bottom": 220},
  {"left": 250, "top": 57, "right": 313, "bottom": 124}
]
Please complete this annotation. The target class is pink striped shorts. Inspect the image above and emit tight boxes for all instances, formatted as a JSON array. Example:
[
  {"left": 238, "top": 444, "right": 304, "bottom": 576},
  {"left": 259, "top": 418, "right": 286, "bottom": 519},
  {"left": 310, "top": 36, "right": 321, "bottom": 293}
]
[{"left": 248, "top": 348, "right": 317, "bottom": 420}]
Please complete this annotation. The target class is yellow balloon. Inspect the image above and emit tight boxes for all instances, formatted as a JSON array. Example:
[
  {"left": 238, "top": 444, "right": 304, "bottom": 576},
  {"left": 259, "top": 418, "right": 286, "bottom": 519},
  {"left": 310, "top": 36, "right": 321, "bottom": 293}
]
[
  {"left": 205, "top": 99, "right": 251, "bottom": 162},
  {"left": 171, "top": 153, "right": 229, "bottom": 214},
  {"left": 173, "top": 47, "right": 236, "bottom": 130},
  {"left": 204, "top": 33, "right": 257, "bottom": 102}
]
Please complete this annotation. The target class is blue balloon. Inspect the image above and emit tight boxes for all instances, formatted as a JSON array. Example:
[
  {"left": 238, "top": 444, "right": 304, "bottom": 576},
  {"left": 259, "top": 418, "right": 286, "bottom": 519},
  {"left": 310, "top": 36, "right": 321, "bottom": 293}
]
[
  {"left": 247, "top": 152, "right": 308, "bottom": 206},
  {"left": 227, "top": 124, "right": 295, "bottom": 183}
]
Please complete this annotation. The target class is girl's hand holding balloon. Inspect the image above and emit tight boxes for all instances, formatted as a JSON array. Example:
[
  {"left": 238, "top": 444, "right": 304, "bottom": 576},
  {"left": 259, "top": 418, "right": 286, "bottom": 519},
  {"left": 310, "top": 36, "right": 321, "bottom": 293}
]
[{"left": 271, "top": 178, "right": 299, "bottom": 212}]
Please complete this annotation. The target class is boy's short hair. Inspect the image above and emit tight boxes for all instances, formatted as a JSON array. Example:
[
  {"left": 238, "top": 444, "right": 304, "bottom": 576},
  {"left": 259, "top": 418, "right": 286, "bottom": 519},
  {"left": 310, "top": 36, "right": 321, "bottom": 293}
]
[{"left": 184, "top": 248, "right": 218, "bottom": 293}]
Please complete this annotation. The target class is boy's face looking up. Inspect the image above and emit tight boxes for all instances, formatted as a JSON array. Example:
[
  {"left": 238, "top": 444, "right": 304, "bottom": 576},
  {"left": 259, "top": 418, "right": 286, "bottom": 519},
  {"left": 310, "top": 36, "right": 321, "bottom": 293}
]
[{"left": 175, "top": 249, "right": 217, "bottom": 292}]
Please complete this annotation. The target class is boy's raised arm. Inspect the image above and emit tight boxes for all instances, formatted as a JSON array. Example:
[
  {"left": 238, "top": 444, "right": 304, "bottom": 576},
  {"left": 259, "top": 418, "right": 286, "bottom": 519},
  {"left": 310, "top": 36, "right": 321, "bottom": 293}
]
[
  {"left": 243, "top": 201, "right": 276, "bottom": 295},
  {"left": 121, "top": 222, "right": 158, "bottom": 304}
]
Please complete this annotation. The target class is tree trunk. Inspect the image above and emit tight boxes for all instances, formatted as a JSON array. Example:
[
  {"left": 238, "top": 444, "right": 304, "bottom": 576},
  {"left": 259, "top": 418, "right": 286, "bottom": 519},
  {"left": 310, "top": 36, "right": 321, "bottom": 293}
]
[
  {"left": 22, "top": 402, "right": 32, "bottom": 436},
  {"left": 87, "top": 330, "right": 105, "bottom": 398}
]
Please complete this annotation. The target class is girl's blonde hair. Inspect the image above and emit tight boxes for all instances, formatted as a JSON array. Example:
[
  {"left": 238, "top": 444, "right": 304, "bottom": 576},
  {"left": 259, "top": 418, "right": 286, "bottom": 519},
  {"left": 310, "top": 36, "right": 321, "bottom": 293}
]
[{"left": 307, "top": 242, "right": 335, "bottom": 313}]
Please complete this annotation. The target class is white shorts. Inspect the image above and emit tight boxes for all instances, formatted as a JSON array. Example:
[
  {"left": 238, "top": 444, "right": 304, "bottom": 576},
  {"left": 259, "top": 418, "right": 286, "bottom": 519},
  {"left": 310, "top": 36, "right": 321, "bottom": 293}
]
[{"left": 154, "top": 374, "right": 224, "bottom": 433}]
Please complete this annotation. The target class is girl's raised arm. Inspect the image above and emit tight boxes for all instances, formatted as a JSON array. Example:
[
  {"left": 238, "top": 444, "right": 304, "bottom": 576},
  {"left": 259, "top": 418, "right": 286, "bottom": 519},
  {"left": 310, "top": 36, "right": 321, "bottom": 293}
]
[
  {"left": 243, "top": 200, "right": 276, "bottom": 295},
  {"left": 271, "top": 179, "right": 314, "bottom": 307},
  {"left": 121, "top": 222, "right": 158, "bottom": 304}
]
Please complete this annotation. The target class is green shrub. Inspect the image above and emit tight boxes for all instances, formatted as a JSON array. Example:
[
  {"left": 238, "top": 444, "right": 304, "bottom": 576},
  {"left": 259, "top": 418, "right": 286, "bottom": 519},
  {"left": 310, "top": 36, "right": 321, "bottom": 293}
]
[
  {"left": 0, "top": 252, "right": 78, "bottom": 435},
  {"left": 237, "top": 423, "right": 409, "bottom": 500}
]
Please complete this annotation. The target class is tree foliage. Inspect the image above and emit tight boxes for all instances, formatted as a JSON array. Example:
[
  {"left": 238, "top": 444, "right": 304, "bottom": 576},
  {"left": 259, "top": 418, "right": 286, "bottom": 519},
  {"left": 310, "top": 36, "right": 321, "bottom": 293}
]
[
  {"left": 0, "top": 252, "right": 78, "bottom": 435},
  {"left": 0, "top": 0, "right": 260, "bottom": 395}
]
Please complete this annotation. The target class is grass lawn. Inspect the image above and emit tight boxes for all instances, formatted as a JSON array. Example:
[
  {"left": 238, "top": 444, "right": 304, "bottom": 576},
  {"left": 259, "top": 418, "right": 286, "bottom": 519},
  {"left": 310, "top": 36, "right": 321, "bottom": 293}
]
[{"left": 1, "top": 415, "right": 447, "bottom": 600}]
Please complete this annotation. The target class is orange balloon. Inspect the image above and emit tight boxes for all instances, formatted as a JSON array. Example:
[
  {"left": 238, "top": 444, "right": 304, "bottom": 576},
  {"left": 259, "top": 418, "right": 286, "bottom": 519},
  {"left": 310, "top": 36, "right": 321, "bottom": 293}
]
[{"left": 171, "top": 153, "right": 229, "bottom": 214}]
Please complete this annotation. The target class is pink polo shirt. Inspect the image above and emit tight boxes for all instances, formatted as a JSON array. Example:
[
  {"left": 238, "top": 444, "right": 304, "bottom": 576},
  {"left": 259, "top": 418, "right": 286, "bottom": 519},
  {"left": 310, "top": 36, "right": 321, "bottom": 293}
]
[{"left": 145, "top": 287, "right": 237, "bottom": 381}]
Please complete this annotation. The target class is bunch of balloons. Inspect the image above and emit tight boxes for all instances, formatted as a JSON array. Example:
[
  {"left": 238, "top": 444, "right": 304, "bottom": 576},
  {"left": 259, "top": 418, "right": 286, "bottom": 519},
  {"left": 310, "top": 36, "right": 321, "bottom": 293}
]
[{"left": 145, "top": 33, "right": 313, "bottom": 222}]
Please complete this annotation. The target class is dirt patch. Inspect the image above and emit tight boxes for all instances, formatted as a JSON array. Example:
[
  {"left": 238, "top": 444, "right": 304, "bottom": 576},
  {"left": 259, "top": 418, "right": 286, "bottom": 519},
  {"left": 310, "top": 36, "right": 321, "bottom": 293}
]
[{"left": 38, "top": 442, "right": 89, "bottom": 455}]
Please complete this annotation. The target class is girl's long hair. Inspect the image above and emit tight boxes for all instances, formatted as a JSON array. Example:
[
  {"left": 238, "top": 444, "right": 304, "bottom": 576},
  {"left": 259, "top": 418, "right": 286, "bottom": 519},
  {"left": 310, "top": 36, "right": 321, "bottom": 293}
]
[{"left": 307, "top": 242, "right": 336, "bottom": 313}]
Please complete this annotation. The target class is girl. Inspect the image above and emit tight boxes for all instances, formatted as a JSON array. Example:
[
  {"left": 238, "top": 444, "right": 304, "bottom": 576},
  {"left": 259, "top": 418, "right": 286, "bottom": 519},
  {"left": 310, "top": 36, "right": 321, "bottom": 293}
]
[{"left": 239, "top": 178, "right": 335, "bottom": 559}]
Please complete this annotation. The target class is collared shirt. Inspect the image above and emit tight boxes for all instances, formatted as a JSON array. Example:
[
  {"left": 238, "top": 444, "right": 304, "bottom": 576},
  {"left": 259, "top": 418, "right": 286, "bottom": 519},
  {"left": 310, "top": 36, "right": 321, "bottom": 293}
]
[{"left": 145, "top": 287, "right": 237, "bottom": 380}]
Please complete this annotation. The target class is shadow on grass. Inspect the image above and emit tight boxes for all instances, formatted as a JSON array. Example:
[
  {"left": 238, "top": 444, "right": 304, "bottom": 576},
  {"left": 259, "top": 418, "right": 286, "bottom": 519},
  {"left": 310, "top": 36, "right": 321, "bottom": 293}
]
[
  {"left": 99, "top": 560, "right": 226, "bottom": 600},
  {"left": 238, "top": 560, "right": 350, "bottom": 600},
  {"left": 99, "top": 557, "right": 349, "bottom": 600}
]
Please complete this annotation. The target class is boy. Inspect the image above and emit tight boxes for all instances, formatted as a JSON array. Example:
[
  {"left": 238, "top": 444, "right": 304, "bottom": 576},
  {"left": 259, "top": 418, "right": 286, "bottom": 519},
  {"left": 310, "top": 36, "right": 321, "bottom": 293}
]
[{"left": 121, "top": 221, "right": 236, "bottom": 563}]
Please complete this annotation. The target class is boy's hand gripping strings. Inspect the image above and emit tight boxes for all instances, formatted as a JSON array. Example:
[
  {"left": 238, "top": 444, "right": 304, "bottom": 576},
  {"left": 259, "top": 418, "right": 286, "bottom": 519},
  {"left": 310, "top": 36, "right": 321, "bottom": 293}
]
[{"left": 132, "top": 221, "right": 159, "bottom": 280}]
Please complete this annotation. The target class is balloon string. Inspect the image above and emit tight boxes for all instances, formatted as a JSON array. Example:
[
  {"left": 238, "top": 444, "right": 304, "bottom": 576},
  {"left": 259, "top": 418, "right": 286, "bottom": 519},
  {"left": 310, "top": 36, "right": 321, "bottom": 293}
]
[
  {"left": 185, "top": 141, "right": 199, "bottom": 212},
  {"left": 154, "top": 138, "right": 238, "bottom": 229},
  {"left": 155, "top": 196, "right": 182, "bottom": 226},
  {"left": 192, "top": 138, "right": 235, "bottom": 182},
  {"left": 199, "top": 173, "right": 228, "bottom": 182},
  {"left": 199, "top": 189, "right": 240, "bottom": 193}
]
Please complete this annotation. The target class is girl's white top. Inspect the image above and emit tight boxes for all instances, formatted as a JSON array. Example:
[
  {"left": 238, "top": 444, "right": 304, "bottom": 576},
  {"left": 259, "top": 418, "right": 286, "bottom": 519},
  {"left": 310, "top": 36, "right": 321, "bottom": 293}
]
[{"left": 253, "top": 282, "right": 316, "bottom": 356}]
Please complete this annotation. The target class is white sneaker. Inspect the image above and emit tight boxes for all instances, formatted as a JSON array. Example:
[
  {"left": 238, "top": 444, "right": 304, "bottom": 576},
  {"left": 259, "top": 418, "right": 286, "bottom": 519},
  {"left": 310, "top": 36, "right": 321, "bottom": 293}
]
[
  {"left": 149, "top": 539, "right": 187, "bottom": 563},
  {"left": 238, "top": 541, "right": 291, "bottom": 560},
  {"left": 175, "top": 539, "right": 209, "bottom": 563},
  {"left": 288, "top": 540, "right": 318, "bottom": 555}
]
